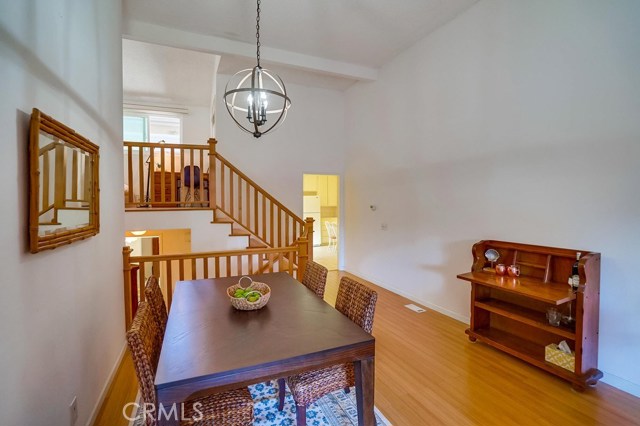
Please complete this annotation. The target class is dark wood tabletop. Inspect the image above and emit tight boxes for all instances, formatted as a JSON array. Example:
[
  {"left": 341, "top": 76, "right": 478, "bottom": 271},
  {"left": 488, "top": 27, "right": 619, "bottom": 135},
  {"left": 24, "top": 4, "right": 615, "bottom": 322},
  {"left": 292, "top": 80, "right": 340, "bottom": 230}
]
[{"left": 155, "top": 272, "right": 376, "bottom": 426}]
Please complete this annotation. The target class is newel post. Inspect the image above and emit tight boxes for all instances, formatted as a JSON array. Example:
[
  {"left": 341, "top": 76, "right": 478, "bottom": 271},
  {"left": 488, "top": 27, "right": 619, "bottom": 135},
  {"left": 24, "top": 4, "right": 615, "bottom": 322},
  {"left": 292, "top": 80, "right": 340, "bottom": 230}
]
[
  {"left": 297, "top": 236, "right": 309, "bottom": 281},
  {"left": 123, "top": 246, "right": 133, "bottom": 331},
  {"left": 305, "top": 217, "right": 314, "bottom": 261},
  {"left": 207, "top": 138, "right": 218, "bottom": 218}
]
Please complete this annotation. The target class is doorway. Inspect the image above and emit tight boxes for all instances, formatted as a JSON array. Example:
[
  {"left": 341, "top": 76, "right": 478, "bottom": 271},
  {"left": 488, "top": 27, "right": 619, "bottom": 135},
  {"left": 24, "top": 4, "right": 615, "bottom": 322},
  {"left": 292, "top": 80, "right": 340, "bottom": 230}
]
[{"left": 303, "top": 174, "right": 339, "bottom": 271}]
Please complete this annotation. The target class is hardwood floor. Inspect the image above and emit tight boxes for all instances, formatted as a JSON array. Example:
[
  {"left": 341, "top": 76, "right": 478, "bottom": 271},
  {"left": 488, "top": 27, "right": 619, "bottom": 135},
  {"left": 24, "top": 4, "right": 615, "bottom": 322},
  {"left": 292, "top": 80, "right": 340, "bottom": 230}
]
[{"left": 93, "top": 271, "right": 640, "bottom": 426}]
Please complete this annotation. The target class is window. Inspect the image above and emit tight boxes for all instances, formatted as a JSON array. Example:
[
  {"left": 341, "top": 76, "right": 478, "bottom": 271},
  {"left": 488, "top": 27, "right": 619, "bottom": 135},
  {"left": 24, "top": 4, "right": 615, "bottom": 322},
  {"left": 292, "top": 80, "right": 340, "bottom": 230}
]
[{"left": 123, "top": 111, "right": 182, "bottom": 144}]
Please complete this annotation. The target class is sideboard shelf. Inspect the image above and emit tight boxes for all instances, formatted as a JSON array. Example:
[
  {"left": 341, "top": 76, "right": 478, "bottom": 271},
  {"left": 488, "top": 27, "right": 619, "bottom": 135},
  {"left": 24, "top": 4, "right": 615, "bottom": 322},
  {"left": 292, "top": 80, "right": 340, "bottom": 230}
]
[
  {"left": 474, "top": 299, "right": 576, "bottom": 340},
  {"left": 457, "top": 240, "right": 602, "bottom": 390}
]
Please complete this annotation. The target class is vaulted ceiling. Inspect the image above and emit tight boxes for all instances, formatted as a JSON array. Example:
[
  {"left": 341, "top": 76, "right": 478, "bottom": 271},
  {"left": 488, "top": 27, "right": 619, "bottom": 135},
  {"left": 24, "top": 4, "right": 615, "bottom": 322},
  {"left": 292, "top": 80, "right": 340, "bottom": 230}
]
[{"left": 123, "top": 0, "right": 478, "bottom": 88}]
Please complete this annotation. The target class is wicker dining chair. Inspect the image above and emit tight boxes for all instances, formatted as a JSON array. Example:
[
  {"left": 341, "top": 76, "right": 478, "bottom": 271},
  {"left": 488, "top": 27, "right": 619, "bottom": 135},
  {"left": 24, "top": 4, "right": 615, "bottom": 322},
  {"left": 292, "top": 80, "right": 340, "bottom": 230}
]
[
  {"left": 277, "top": 276, "right": 378, "bottom": 425},
  {"left": 127, "top": 302, "right": 254, "bottom": 426},
  {"left": 301, "top": 260, "right": 328, "bottom": 299},
  {"left": 144, "top": 276, "right": 168, "bottom": 335}
]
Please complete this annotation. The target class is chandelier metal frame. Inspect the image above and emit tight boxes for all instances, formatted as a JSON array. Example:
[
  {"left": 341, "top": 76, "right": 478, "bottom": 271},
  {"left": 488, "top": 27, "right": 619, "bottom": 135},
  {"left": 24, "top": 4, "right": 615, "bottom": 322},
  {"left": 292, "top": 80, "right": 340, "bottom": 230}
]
[{"left": 223, "top": 0, "right": 291, "bottom": 138}]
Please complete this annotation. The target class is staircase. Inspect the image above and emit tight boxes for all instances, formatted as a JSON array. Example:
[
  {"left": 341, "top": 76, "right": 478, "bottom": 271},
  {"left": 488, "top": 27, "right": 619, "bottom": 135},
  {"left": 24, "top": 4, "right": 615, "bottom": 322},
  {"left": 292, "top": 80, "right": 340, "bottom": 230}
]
[{"left": 123, "top": 138, "right": 314, "bottom": 270}]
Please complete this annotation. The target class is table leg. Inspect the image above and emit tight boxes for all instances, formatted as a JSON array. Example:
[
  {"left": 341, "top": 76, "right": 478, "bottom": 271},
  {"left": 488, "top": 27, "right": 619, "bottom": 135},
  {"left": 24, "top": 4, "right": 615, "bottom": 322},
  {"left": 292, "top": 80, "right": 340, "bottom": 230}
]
[{"left": 355, "top": 356, "right": 375, "bottom": 426}]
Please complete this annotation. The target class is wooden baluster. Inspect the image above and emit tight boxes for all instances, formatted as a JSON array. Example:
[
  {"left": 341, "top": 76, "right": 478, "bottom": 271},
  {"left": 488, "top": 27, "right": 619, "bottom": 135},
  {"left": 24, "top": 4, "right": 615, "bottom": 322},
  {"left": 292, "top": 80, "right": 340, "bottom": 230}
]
[
  {"left": 238, "top": 175, "right": 242, "bottom": 225},
  {"left": 230, "top": 169, "right": 234, "bottom": 218},
  {"left": 262, "top": 194, "right": 267, "bottom": 242},
  {"left": 268, "top": 253, "right": 274, "bottom": 273},
  {"left": 179, "top": 259, "right": 185, "bottom": 281},
  {"left": 253, "top": 188, "right": 264, "bottom": 239},
  {"left": 287, "top": 251, "right": 293, "bottom": 276},
  {"left": 139, "top": 146, "right": 144, "bottom": 205},
  {"left": 285, "top": 215, "right": 290, "bottom": 246},
  {"left": 297, "top": 235, "right": 309, "bottom": 280},
  {"left": 236, "top": 255, "right": 242, "bottom": 276},
  {"left": 220, "top": 162, "right": 226, "bottom": 211},
  {"left": 248, "top": 254, "right": 253, "bottom": 275},
  {"left": 149, "top": 147, "right": 155, "bottom": 204},
  {"left": 245, "top": 178, "right": 250, "bottom": 227},
  {"left": 189, "top": 149, "right": 195, "bottom": 206},
  {"left": 203, "top": 257, "right": 209, "bottom": 278},
  {"left": 166, "top": 260, "right": 173, "bottom": 310},
  {"left": 139, "top": 262, "right": 147, "bottom": 302},
  {"left": 293, "top": 221, "right": 297, "bottom": 244},
  {"left": 300, "top": 217, "right": 313, "bottom": 262},
  {"left": 180, "top": 147, "right": 185, "bottom": 204},
  {"left": 278, "top": 206, "right": 282, "bottom": 246},
  {"left": 199, "top": 147, "right": 204, "bottom": 205},
  {"left": 127, "top": 146, "right": 133, "bottom": 204},
  {"left": 123, "top": 247, "right": 133, "bottom": 331},
  {"left": 270, "top": 201, "right": 274, "bottom": 246},
  {"left": 208, "top": 139, "right": 217, "bottom": 212},
  {"left": 215, "top": 257, "right": 220, "bottom": 278},
  {"left": 226, "top": 257, "right": 231, "bottom": 278},
  {"left": 170, "top": 147, "right": 176, "bottom": 204},
  {"left": 191, "top": 257, "right": 197, "bottom": 279},
  {"left": 160, "top": 146, "right": 166, "bottom": 203}
]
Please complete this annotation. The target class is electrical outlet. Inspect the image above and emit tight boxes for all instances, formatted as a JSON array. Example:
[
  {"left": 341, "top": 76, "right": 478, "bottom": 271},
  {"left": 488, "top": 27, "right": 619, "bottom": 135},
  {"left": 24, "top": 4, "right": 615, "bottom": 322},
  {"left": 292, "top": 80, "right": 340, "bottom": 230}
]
[{"left": 69, "top": 396, "right": 78, "bottom": 426}]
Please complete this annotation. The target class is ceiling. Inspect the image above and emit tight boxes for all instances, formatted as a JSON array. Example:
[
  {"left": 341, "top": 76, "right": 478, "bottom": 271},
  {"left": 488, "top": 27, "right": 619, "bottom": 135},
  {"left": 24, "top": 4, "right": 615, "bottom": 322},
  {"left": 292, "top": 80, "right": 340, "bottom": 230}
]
[
  {"left": 123, "top": 39, "right": 218, "bottom": 106},
  {"left": 122, "top": 0, "right": 478, "bottom": 87}
]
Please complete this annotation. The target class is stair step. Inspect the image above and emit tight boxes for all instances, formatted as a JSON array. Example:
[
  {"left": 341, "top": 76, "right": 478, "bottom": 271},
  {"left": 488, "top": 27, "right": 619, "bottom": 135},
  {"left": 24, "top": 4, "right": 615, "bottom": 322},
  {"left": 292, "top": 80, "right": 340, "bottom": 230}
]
[
  {"left": 230, "top": 229, "right": 251, "bottom": 237},
  {"left": 213, "top": 217, "right": 234, "bottom": 224},
  {"left": 247, "top": 237, "right": 268, "bottom": 249}
]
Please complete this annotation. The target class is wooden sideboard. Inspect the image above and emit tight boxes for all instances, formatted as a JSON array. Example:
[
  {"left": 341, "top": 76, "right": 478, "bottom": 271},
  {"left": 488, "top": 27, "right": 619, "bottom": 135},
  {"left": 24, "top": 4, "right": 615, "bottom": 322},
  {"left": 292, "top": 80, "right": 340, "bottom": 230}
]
[{"left": 457, "top": 240, "right": 601, "bottom": 390}]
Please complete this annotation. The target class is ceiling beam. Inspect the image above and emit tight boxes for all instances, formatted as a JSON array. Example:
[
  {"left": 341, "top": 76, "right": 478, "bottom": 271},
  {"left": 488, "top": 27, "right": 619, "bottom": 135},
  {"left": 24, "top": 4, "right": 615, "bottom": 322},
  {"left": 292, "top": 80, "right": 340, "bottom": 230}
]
[{"left": 123, "top": 20, "right": 378, "bottom": 82}]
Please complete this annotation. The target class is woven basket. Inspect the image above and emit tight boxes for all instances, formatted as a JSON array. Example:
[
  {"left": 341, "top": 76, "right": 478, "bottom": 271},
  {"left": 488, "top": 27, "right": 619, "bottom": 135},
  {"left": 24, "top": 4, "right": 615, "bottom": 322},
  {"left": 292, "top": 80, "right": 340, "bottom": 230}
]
[{"left": 227, "top": 276, "right": 271, "bottom": 311}]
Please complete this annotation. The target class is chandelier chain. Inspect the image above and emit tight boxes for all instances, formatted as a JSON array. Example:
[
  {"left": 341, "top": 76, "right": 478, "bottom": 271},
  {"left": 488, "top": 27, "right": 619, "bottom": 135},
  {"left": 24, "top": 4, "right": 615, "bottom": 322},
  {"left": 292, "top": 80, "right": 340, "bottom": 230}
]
[{"left": 256, "top": 0, "right": 261, "bottom": 67}]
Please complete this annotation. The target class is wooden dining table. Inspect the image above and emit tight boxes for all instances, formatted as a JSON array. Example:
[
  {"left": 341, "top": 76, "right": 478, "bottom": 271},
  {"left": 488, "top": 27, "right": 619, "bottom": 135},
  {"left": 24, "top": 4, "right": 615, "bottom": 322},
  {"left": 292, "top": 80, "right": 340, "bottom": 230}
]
[{"left": 154, "top": 272, "right": 376, "bottom": 426}]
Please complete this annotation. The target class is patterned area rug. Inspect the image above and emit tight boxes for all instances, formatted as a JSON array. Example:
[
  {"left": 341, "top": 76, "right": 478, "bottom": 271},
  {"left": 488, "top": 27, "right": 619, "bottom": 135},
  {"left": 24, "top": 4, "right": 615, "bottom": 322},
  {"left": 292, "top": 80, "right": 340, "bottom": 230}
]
[
  {"left": 251, "top": 381, "right": 390, "bottom": 426},
  {"left": 131, "top": 382, "right": 391, "bottom": 425}
]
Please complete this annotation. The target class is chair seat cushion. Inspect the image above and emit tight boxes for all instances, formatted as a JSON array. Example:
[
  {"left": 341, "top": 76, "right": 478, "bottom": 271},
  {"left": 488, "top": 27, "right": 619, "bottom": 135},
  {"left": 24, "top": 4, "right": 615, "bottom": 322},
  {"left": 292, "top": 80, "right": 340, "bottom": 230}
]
[
  {"left": 287, "top": 363, "right": 355, "bottom": 407},
  {"left": 181, "top": 387, "right": 253, "bottom": 426}
]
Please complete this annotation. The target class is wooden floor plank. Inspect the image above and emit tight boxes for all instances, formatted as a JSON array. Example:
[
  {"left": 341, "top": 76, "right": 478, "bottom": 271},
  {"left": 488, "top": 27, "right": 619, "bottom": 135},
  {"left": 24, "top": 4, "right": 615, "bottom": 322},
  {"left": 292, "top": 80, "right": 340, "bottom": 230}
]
[{"left": 93, "top": 270, "right": 640, "bottom": 426}]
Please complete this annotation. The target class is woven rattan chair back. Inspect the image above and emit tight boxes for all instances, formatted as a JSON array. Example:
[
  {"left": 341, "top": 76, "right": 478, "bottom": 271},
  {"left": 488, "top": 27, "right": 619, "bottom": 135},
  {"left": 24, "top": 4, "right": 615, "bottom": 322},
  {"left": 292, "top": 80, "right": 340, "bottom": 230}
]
[
  {"left": 301, "top": 260, "right": 328, "bottom": 298},
  {"left": 335, "top": 277, "right": 378, "bottom": 334},
  {"left": 126, "top": 302, "right": 162, "bottom": 421},
  {"left": 144, "top": 276, "right": 168, "bottom": 334}
]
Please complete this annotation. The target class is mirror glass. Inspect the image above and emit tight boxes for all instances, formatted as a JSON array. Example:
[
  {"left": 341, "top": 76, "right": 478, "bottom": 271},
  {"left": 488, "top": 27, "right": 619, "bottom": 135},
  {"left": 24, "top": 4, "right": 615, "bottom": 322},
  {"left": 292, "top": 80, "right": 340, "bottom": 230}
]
[{"left": 30, "top": 108, "right": 99, "bottom": 252}]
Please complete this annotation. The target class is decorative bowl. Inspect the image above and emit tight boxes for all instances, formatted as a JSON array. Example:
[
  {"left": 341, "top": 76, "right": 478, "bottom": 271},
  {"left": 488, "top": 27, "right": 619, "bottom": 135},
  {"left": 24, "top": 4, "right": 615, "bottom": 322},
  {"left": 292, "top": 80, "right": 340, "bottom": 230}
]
[{"left": 227, "top": 276, "right": 271, "bottom": 310}]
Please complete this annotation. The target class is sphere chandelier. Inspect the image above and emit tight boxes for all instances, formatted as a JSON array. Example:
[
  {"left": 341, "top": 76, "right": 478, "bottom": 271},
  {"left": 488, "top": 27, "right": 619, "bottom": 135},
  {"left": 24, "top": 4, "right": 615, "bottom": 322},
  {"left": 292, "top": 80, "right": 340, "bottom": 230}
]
[{"left": 223, "top": 0, "right": 291, "bottom": 138}]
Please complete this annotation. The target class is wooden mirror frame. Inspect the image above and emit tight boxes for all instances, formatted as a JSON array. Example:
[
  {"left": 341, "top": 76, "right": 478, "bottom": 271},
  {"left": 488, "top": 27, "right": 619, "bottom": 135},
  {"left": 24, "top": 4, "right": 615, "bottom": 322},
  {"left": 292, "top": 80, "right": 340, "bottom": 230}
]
[{"left": 29, "top": 108, "right": 100, "bottom": 253}]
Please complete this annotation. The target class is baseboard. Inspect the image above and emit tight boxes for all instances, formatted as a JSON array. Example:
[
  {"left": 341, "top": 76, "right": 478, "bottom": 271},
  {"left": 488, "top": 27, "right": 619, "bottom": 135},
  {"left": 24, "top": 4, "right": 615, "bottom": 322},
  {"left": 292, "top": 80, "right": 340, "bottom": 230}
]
[
  {"left": 600, "top": 372, "right": 640, "bottom": 398},
  {"left": 347, "top": 268, "right": 470, "bottom": 324},
  {"left": 86, "top": 341, "right": 128, "bottom": 426}
]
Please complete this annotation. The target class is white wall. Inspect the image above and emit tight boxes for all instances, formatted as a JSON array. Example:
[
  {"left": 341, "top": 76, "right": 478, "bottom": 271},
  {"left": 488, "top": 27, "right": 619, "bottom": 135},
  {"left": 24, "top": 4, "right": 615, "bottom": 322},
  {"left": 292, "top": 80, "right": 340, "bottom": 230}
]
[
  {"left": 216, "top": 76, "right": 348, "bottom": 265},
  {"left": 0, "top": 1, "right": 125, "bottom": 425},
  {"left": 182, "top": 105, "right": 212, "bottom": 143},
  {"left": 125, "top": 211, "right": 247, "bottom": 252},
  {"left": 344, "top": 0, "right": 640, "bottom": 395}
]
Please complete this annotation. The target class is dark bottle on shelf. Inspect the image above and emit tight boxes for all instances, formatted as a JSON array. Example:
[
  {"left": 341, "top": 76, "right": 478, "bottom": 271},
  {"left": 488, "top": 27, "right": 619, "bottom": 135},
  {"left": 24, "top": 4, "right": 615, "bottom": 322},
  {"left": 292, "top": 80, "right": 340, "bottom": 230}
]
[{"left": 571, "top": 252, "right": 581, "bottom": 289}]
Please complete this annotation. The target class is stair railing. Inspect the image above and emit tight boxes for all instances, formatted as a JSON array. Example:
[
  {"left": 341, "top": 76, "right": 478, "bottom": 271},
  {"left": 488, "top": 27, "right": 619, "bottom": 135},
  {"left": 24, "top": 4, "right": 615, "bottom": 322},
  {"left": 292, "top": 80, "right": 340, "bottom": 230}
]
[
  {"left": 208, "top": 138, "right": 313, "bottom": 252},
  {"left": 122, "top": 237, "right": 309, "bottom": 330},
  {"left": 123, "top": 141, "right": 212, "bottom": 208}
]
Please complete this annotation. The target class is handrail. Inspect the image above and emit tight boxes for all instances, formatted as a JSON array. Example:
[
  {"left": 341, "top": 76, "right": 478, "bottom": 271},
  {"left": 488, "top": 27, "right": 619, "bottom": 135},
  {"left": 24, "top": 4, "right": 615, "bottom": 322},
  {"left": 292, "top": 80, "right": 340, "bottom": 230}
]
[
  {"left": 122, "top": 241, "right": 309, "bottom": 330},
  {"left": 215, "top": 152, "right": 305, "bottom": 228}
]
